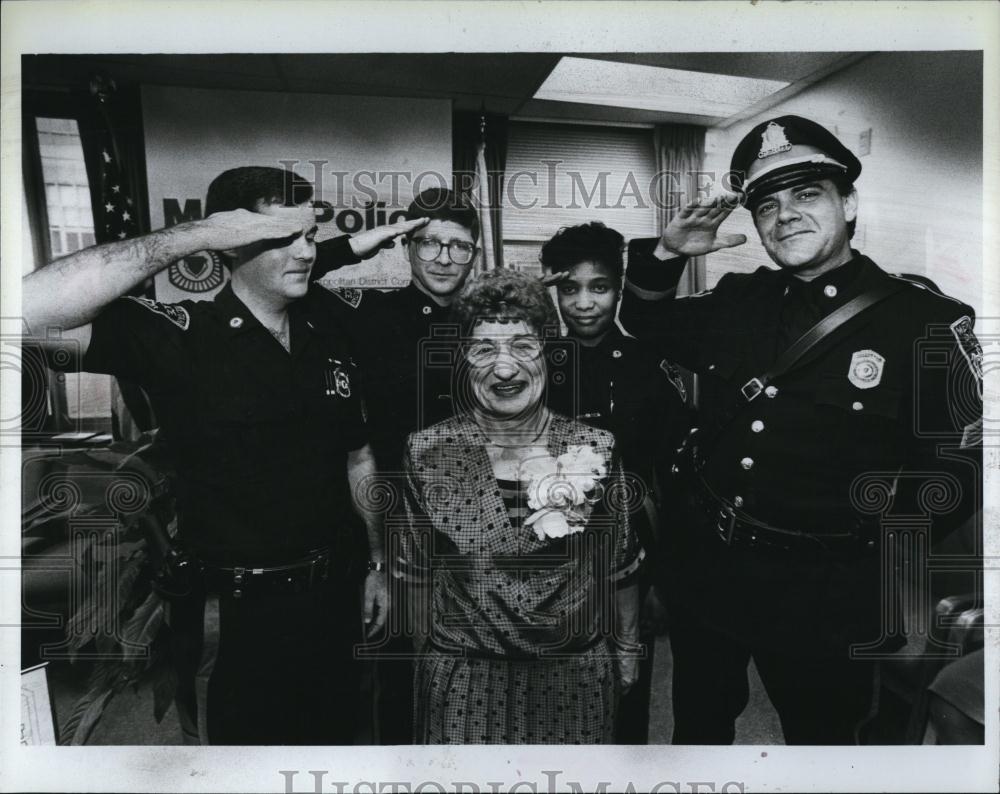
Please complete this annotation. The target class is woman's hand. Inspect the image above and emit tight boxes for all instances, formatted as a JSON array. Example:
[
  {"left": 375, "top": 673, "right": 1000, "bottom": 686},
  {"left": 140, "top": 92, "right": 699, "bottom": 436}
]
[
  {"left": 363, "top": 569, "right": 389, "bottom": 638},
  {"left": 615, "top": 582, "right": 641, "bottom": 694},
  {"left": 617, "top": 652, "right": 640, "bottom": 695}
]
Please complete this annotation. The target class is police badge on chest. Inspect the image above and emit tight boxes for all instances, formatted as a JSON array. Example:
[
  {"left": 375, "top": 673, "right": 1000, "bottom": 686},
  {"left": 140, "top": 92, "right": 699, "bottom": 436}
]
[
  {"left": 324, "top": 357, "right": 352, "bottom": 398},
  {"left": 848, "top": 349, "right": 885, "bottom": 390}
]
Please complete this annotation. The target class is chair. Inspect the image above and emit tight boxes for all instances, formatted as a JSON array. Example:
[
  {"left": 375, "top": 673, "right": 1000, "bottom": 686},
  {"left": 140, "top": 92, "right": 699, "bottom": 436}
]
[{"left": 924, "top": 645, "right": 985, "bottom": 744}]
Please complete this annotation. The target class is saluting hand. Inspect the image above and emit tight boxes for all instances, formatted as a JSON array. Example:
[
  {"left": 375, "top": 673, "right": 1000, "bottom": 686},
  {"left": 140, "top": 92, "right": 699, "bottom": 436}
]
[
  {"left": 657, "top": 192, "right": 747, "bottom": 258},
  {"left": 540, "top": 269, "right": 568, "bottom": 287},
  {"left": 197, "top": 209, "right": 306, "bottom": 250},
  {"left": 348, "top": 217, "right": 430, "bottom": 260}
]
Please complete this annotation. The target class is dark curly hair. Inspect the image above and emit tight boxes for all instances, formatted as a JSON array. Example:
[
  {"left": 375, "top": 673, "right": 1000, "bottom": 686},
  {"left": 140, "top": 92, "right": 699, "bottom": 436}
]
[
  {"left": 450, "top": 269, "right": 559, "bottom": 338},
  {"left": 539, "top": 221, "right": 625, "bottom": 282}
]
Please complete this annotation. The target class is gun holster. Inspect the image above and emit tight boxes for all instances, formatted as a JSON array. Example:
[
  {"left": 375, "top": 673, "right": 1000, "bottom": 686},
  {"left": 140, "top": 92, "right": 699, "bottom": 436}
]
[{"left": 151, "top": 546, "right": 203, "bottom": 601}]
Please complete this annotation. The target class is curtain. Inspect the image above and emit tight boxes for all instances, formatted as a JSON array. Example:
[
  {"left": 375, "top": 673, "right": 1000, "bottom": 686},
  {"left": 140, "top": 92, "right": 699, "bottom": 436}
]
[
  {"left": 453, "top": 110, "right": 509, "bottom": 270},
  {"left": 651, "top": 124, "right": 707, "bottom": 407},
  {"left": 652, "top": 124, "right": 706, "bottom": 296},
  {"left": 77, "top": 78, "right": 157, "bottom": 440}
]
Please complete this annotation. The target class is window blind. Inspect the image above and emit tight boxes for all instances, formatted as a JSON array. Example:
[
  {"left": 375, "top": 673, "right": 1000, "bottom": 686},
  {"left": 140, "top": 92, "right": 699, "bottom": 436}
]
[{"left": 502, "top": 121, "right": 658, "bottom": 271}]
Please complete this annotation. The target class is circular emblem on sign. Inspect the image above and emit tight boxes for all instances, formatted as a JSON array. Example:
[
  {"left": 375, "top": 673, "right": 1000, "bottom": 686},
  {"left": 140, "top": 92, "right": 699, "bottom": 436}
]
[
  {"left": 848, "top": 349, "right": 885, "bottom": 390},
  {"left": 168, "top": 250, "right": 226, "bottom": 293}
]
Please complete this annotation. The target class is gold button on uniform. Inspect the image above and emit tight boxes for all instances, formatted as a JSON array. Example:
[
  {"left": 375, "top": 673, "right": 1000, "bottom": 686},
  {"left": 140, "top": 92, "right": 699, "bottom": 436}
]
[
  {"left": 229, "top": 317, "right": 243, "bottom": 328},
  {"left": 751, "top": 420, "right": 765, "bottom": 433},
  {"left": 733, "top": 495, "right": 744, "bottom": 508},
  {"left": 823, "top": 284, "right": 838, "bottom": 298},
  {"left": 765, "top": 385, "right": 778, "bottom": 398},
  {"left": 422, "top": 306, "right": 432, "bottom": 315},
  {"left": 852, "top": 401, "right": 864, "bottom": 411},
  {"left": 740, "top": 457, "right": 754, "bottom": 470}
]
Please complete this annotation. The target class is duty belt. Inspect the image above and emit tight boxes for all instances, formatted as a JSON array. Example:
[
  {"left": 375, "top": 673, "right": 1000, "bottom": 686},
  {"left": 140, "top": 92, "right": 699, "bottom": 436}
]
[
  {"left": 691, "top": 476, "right": 877, "bottom": 558},
  {"left": 202, "top": 548, "right": 331, "bottom": 599}
]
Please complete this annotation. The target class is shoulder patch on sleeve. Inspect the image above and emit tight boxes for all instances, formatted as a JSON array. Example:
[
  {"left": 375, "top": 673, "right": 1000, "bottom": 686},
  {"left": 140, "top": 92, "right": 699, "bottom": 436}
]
[
  {"left": 659, "top": 359, "right": 688, "bottom": 401},
  {"left": 317, "top": 283, "right": 364, "bottom": 308},
  {"left": 950, "top": 315, "right": 984, "bottom": 384},
  {"left": 124, "top": 296, "right": 190, "bottom": 330}
]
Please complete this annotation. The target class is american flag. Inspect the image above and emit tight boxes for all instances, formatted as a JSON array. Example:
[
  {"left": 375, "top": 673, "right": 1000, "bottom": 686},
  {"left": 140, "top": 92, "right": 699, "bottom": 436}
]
[
  {"left": 93, "top": 101, "right": 139, "bottom": 244},
  {"left": 90, "top": 86, "right": 155, "bottom": 439}
]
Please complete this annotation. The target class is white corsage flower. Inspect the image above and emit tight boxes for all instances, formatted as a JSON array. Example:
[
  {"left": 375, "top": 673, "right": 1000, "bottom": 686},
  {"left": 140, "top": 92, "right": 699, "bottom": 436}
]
[{"left": 519, "top": 445, "right": 608, "bottom": 540}]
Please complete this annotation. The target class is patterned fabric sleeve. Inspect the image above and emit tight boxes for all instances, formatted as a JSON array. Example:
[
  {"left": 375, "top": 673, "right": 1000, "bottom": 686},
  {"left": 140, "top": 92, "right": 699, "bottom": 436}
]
[{"left": 604, "top": 442, "right": 644, "bottom": 587}]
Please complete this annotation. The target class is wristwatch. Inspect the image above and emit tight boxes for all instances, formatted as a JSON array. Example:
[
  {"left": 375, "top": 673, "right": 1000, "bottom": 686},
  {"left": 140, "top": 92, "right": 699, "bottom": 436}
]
[{"left": 367, "top": 560, "right": 386, "bottom": 573}]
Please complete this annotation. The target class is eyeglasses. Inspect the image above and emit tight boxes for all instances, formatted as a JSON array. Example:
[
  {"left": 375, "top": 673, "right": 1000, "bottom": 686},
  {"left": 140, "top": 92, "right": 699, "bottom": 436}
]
[
  {"left": 462, "top": 336, "right": 543, "bottom": 367},
  {"left": 412, "top": 236, "right": 477, "bottom": 265}
]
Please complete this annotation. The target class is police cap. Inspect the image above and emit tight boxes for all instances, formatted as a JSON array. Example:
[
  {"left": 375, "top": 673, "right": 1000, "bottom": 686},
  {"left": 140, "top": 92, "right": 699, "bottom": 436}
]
[{"left": 730, "top": 115, "right": 861, "bottom": 208}]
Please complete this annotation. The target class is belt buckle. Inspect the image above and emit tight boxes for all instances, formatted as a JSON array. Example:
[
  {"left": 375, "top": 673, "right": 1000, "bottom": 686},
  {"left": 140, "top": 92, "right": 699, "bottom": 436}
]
[
  {"left": 717, "top": 506, "right": 737, "bottom": 546},
  {"left": 741, "top": 377, "right": 764, "bottom": 402}
]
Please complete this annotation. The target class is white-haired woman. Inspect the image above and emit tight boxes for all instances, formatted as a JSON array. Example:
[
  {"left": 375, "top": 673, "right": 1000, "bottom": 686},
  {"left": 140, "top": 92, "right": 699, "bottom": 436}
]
[{"left": 397, "top": 269, "right": 642, "bottom": 744}]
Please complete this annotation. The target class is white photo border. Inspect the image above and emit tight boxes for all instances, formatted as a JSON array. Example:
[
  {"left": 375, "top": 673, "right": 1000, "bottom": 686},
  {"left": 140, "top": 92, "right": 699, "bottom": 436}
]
[{"left": 1, "top": 2, "right": 997, "bottom": 792}]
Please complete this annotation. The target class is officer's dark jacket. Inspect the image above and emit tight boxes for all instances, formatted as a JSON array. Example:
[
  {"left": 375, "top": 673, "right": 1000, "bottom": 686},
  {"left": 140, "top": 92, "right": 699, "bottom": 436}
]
[
  {"left": 619, "top": 241, "right": 983, "bottom": 654},
  {"left": 620, "top": 240, "right": 983, "bottom": 538},
  {"left": 313, "top": 237, "right": 455, "bottom": 474},
  {"left": 66, "top": 282, "right": 368, "bottom": 566},
  {"left": 546, "top": 327, "right": 692, "bottom": 556}
]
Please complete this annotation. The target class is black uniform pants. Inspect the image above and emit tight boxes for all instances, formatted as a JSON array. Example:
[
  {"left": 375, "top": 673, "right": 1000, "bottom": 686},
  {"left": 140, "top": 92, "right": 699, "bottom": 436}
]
[
  {"left": 171, "top": 574, "right": 363, "bottom": 745},
  {"left": 669, "top": 619, "right": 877, "bottom": 745}
]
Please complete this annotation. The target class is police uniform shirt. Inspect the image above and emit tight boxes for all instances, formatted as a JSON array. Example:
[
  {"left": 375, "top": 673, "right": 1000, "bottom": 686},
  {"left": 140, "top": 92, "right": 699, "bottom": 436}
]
[
  {"left": 313, "top": 236, "right": 455, "bottom": 473},
  {"left": 620, "top": 241, "right": 982, "bottom": 537},
  {"left": 548, "top": 327, "right": 690, "bottom": 493},
  {"left": 75, "top": 283, "right": 368, "bottom": 566},
  {"left": 547, "top": 327, "right": 692, "bottom": 561}
]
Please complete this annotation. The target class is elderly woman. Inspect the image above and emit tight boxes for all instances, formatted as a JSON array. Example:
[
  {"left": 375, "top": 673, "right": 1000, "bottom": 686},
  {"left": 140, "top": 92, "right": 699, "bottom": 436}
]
[{"left": 397, "top": 269, "right": 642, "bottom": 744}]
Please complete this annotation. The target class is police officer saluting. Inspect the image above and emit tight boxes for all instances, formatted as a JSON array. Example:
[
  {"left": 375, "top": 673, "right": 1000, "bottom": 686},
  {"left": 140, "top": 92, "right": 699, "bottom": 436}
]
[
  {"left": 23, "top": 166, "right": 390, "bottom": 745},
  {"left": 311, "top": 188, "right": 480, "bottom": 473},
  {"left": 541, "top": 221, "right": 691, "bottom": 743},
  {"left": 619, "top": 116, "right": 983, "bottom": 744}
]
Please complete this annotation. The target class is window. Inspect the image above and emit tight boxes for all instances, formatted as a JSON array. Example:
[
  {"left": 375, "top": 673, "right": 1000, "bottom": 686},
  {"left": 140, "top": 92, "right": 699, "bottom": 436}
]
[
  {"left": 501, "top": 121, "right": 658, "bottom": 274},
  {"left": 28, "top": 115, "right": 112, "bottom": 431},
  {"left": 37, "top": 118, "right": 98, "bottom": 258},
  {"left": 534, "top": 57, "right": 789, "bottom": 119}
]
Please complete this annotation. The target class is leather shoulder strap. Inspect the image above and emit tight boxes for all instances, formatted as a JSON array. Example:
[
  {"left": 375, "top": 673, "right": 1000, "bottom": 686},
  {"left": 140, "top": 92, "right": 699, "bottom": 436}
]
[
  {"left": 739, "top": 280, "right": 907, "bottom": 401},
  {"left": 689, "top": 280, "right": 909, "bottom": 466}
]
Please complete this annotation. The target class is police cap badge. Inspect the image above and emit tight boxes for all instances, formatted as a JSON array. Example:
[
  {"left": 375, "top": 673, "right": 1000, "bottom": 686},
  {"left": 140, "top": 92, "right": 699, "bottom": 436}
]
[{"left": 730, "top": 115, "right": 862, "bottom": 209}]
